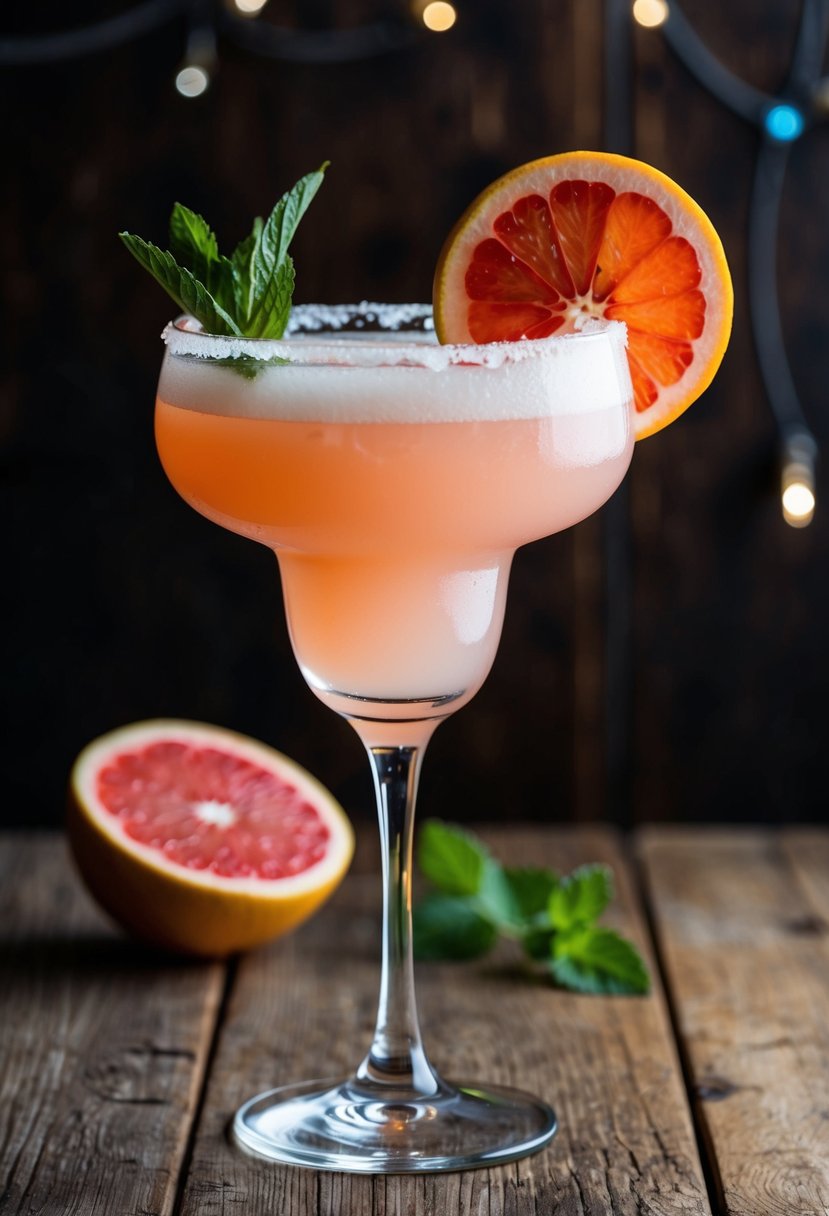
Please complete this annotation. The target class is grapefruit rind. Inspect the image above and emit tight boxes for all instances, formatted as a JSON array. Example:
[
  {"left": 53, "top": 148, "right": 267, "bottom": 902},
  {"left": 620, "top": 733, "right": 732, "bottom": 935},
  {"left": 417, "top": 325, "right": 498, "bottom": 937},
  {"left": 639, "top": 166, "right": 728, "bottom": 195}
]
[
  {"left": 67, "top": 719, "right": 355, "bottom": 957},
  {"left": 433, "top": 151, "right": 733, "bottom": 440}
]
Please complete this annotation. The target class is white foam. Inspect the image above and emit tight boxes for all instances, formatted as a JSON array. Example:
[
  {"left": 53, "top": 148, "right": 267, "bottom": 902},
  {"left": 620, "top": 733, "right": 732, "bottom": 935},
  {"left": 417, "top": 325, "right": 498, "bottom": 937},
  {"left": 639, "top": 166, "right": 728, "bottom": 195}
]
[{"left": 159, "top": 306, "right": 631, "bottom": 423}]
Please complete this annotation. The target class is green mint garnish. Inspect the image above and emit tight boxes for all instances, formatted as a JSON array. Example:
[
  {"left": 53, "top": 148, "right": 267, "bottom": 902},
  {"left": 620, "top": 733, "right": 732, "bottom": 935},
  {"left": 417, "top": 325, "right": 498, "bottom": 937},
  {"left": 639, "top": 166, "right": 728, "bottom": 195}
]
[
  {"left": 416, "top": 819, "right": 487, "bottom": 896},
  {"left": 550, "top": 927, "right": 651, "bottom": 995},
  {"left": 412, "top": 894, "right": 498, "bottom": 961},
  {"left": 413, "top": 820, "right": 651, "bottom": 996},
  {"left": 548, "top": 863, "right": 613, "bottom": 930},
  {"left": 118, "top": 164, "right": 328, "bottom": 339}
]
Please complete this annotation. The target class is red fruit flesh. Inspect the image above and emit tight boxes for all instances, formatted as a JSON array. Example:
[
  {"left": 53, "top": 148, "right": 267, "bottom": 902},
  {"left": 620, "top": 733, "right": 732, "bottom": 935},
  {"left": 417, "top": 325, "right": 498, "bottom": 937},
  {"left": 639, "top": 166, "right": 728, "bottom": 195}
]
[
  {"left": 96, "top": 741, "right": 330, "bottom": 880},
  {"left": 463, "top": 181, "right": 705, "bottom": 415}
]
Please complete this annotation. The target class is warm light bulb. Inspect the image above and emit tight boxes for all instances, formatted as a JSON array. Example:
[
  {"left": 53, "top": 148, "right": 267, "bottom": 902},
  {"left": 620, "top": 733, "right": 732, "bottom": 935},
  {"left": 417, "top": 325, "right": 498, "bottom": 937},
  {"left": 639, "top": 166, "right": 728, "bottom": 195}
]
[
  {"left": 782, "top": 478, "right": 815, "bottom": 527},
  {"left": 234, "top": 0, "right": 268, "bottom": 14},
  {"left": 632, "top": 0, "right": 669, "bottom": 28},
  {"left": 420, "top": 1, "right": 457, "bottom": 32},
  {"left": 781, "top": 431, "right": 817, "bottom": 528},
  {"left": 175, "top": 64, "right": 210, "bottom": 97}
]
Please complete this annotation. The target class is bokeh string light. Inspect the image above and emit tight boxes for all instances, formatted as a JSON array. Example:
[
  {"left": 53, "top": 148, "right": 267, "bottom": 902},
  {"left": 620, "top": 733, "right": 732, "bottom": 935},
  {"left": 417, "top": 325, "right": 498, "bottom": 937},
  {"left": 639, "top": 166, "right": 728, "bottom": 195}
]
[
  {"left": 635, "top": 0, "right": 829, "bottom": 527},
  {"left": 601, "top": 0, "right": 828, "bottom": 829},
  {"left": 0, "top": 0, "right": 445, "bottom": 69},
  {"left": 233, "top": 0, "right": 269, "bottom": 16},
  {"left": 631, "top": 0, "right": 668, "bottom": 30},
  {"left": 175, "top": 0, "right": 215, "bottom": 95},
  {"left": 416, "top": 2, "right": 458, "bottom": 32},
  {"left": 781, "top": 431, "right": 817, "bottom": 528},
  {"left": 2, "top": 0, "right": 820, "bottom": 530}
]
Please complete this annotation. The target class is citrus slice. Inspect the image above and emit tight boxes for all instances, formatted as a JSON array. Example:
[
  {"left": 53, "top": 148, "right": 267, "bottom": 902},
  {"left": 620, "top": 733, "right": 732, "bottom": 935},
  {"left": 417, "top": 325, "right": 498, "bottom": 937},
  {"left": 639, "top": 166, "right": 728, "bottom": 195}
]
[
  {"left": 68, "top": 720, "right": 354, "bottom": 957},
  {"left": 433, "top": 151, "right": 733, "bottom": 438}
]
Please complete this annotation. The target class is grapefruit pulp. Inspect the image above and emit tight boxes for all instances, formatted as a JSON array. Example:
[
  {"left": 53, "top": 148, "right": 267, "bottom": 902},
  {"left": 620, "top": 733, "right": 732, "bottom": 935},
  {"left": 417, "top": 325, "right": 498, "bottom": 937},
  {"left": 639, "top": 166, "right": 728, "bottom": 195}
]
[
  {"left": 68, "top": 720, "right": 354, "bottom": 956},
  {"left": 433, "top": 150, "right": 733, "bottom": 439}
]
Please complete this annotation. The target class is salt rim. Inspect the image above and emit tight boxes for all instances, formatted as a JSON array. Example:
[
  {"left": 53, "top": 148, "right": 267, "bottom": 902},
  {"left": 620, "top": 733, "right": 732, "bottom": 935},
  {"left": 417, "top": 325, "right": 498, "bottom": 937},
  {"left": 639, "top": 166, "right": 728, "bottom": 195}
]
[
  {"left": 161, "top": 303, "right": 627, "bottom": 371},
  {"left": 285, "top": 302, "right": 435, "bottom": 334}
]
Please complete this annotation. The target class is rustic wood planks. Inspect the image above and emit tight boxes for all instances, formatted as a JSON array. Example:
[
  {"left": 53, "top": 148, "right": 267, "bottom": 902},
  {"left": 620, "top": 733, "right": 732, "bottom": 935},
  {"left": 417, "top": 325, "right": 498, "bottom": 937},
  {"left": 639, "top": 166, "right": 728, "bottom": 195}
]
[
  {"left": 640, "top": 828, "right": 829, "bottom": 1216},
  {"left": 0, "top": 835, "right": 224, "bottom": 1216},
  {"left": 6, "top": 827, "right": 829, "bottom": 1214},
  {"left": 176, "top": 827, "right": 711, "bottom": 1216}
]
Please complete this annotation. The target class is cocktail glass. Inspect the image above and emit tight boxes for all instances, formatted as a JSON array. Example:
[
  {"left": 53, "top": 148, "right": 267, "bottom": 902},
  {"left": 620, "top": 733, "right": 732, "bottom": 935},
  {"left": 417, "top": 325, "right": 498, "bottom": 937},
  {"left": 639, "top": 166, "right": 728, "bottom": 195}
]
[{"left": 154, "top": 302, "right": 634, "bottom": 1173}]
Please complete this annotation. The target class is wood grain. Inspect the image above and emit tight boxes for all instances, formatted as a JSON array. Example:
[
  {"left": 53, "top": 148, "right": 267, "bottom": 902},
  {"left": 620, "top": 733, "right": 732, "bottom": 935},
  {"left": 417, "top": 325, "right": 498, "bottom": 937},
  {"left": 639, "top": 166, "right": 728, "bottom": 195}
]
[
  {"left": 177, "top": 827, "right": 710, "bottom": 1215},
  {"left": 639, "top": 828, "right": 829, "bottom": 1215},
  {"left": 0, "top": 834, "right": 224, "bottom": 1216}
]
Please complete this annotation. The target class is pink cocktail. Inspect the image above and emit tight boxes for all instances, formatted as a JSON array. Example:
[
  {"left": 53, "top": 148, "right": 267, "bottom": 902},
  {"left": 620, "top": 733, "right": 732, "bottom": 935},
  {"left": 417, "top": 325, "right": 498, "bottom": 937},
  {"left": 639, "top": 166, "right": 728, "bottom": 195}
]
[{"left": 155, "top": 302, "right": 633, "bottom": 1172}]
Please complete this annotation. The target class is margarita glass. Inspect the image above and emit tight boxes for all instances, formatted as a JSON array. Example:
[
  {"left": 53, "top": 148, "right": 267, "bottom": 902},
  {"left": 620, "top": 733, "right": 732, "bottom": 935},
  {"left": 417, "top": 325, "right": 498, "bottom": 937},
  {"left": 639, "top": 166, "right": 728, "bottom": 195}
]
[{"left": 154, "top": 302, "right": 634, "bottom": 1173}]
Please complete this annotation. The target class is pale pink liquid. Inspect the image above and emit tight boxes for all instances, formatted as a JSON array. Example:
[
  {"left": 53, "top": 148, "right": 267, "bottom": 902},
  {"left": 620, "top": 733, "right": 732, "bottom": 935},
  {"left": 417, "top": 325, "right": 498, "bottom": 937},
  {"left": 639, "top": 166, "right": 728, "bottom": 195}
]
[{"left": 155, "top": 398, "right": 633, "bottom": 708}]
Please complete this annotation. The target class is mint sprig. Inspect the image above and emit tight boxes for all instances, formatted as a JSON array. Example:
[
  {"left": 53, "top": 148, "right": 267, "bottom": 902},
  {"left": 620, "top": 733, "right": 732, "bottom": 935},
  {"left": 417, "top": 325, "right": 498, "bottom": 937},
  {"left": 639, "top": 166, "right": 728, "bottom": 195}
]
[
  {"left": 119, "top": 164, "right": 328, "bottom": 339},
  {"left": 413, "top": 821, "right": 650, "bottom": 996}
]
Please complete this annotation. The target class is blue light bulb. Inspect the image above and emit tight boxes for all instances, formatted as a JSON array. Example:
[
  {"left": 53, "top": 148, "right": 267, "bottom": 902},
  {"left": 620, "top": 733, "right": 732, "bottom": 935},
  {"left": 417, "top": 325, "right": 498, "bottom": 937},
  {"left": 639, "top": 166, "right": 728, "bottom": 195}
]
[{"left": 764, "top": 104, "right": 804, "bottom": 142}]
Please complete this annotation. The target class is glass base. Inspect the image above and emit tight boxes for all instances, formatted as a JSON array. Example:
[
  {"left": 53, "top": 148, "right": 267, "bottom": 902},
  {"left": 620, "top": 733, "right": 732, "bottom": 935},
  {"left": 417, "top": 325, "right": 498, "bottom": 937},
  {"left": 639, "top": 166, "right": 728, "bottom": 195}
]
[{"left": 233, "top": 1075, "right": 557, "bottom": 1173}]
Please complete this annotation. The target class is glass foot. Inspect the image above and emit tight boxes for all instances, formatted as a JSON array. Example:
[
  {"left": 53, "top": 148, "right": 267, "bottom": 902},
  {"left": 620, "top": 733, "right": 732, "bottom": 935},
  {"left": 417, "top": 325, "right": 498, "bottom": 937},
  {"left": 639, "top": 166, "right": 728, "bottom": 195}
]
[{"left": 232, "top": 1075, "right": 557, "bottom": 1173}]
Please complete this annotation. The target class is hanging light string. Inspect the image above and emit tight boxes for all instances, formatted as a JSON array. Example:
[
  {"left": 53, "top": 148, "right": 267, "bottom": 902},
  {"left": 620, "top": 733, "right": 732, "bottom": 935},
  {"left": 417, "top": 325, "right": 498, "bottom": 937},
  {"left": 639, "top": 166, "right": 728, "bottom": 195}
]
[
  {"left": 217, "top": 10, "right": 418, "bottom": 65},
  {"left": 636, "top": 0, "right": 829, "bottom": 527},
  {"left": 0, "top": 0, "right": 428, "bottom": 68},
  {"left": 9, "top": 1, "right": 819, "bottom": 521},
  {"left": 0, "top": 0, "right": 188, "bottom": 65}
]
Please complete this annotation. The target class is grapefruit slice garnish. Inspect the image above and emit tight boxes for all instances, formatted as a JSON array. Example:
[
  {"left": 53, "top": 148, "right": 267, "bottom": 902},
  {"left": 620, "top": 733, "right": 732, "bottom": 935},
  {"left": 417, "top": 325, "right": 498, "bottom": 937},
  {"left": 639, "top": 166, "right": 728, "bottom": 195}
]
[
  {"left": 433, "top": 151, "right": 733, "bottom": 439},
  {"left": 68, "top": 720, "right": 354, "bottom": 956}
]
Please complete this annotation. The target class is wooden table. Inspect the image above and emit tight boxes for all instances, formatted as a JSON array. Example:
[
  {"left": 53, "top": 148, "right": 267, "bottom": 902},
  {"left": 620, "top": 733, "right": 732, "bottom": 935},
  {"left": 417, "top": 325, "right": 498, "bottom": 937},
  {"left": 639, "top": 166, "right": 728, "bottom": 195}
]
[{"left": 2, "top": 827, "right": 828, "bottom": 1215}]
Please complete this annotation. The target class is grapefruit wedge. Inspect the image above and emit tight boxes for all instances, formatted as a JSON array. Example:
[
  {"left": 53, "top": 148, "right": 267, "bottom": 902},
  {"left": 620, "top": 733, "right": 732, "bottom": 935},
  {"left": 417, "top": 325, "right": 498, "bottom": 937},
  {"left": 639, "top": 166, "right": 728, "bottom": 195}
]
[
  {"left": 68, "top": 720, "right": 354, "bottom": 957},
  {"left": 434, "top": 151, "right": 733, "bottom": 438}
]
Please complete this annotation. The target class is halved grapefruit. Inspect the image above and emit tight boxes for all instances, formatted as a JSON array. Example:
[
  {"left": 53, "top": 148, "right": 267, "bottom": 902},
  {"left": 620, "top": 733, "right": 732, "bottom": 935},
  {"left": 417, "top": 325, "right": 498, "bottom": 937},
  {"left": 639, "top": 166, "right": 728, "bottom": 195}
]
[
  {"left": 68, "top": 720, "right": 354, "bottom": 957},
  {"left": 433, "top": 150, "right": 733, "bottom": 439}
]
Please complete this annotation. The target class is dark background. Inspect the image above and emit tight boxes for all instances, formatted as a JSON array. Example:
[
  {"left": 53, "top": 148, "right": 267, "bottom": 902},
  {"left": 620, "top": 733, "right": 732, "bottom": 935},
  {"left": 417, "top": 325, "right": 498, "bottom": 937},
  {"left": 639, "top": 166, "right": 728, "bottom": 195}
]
[{"left": 3, "top": 1, "right": 828, "bottom": 829}]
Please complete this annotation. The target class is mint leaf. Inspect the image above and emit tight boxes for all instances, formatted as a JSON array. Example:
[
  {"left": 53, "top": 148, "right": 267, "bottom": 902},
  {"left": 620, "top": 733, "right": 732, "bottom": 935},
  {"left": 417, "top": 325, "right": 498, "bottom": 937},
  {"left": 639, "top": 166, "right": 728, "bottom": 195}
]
[
  {"left": 521, "top": 926, "right": 555, "bottom": 961},
  {"left": 168, "top": 204, "right": 234, "bottom": 312},
  {"left": 245, "top": 164, "right": 327, "bottom": 337},
  {"left": 212, "top": 353, "right": 290, "bottom": 380},
  {"left": 412, "top": 824, "right": 650, "bottom": 996},
  {"left": 231, "top": 217, "right": 264, "bottom": 324},
  {"left": 477, "top": 858, "right": 524, "bottom": 928},
  {"left": 413, "top": 894, "right": 497, "bottom": 961},
  {"left": 551, "top": 927, "right": 650, "bottom": 995},
  {"left": 548, "top": 864, "right": 612, "bottom": 931},
  {"left": 417, "top": 821, "right": 488, "bottom": 897},
  {"left": 503, "top": 866, "right": 559, "bottom": 922},
  {"left": 478, "top": 861, "right": 558, "bottom": 931},
  {"left": 257, "top": 164, "right": 328, "bottom": 281},
  {"left": 170, "top": 203, "right": 218, "bottom": 267},
  {"left": 118, "top": 234, "right": 243, "bottom": 336},
  {"left": 247, "top": 254, "right": 295, "bottom": 340},
  {"left": 120, "top": 165, "right": 327, "bottom": 340}
]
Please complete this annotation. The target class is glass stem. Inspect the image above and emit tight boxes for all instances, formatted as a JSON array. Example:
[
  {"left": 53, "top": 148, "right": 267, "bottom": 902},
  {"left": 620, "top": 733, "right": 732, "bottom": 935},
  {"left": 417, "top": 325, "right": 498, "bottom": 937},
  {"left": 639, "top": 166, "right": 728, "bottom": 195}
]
[{"left": 356, "top": 742, "right": 440, "bottom": 1096}]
